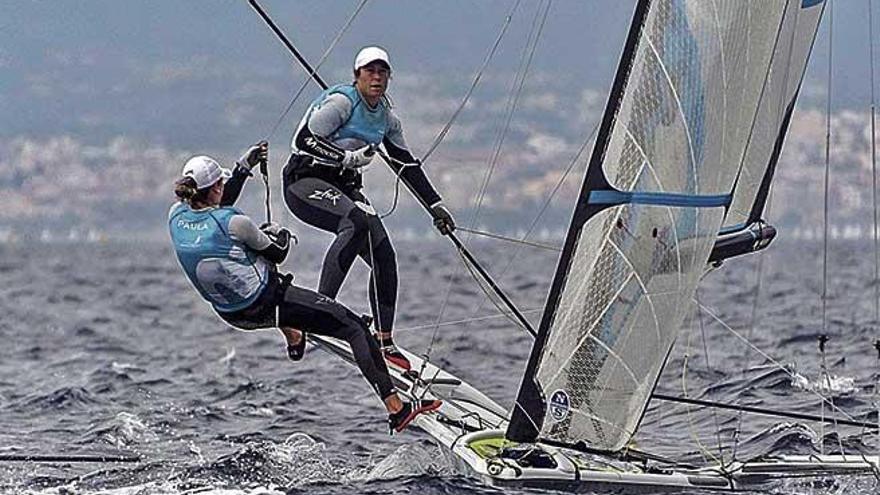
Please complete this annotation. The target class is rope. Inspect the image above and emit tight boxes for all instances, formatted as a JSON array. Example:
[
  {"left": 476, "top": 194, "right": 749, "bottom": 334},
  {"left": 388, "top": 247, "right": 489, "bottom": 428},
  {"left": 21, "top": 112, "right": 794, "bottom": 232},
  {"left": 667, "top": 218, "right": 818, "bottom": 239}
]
[
  {"left": 732, "top": 189, "right": 773, "bottom": 462},
  {"left": 821, "top": 0, "right": 834, "bottom": 337},
  {"left": 680, "top": 301, "right": 722, "bottom": 465},
  {"left": 458, "top": 121, "right": 599, "bottom": 331},
  {"left": 420, "top": 0, "right": 546, "bottom": 367},
  {"left": 456, "top": 227, "right": 560, "bottom": 252},
  {"left": 261, "top": 0, "right": 370, "bottom": 141},
  {"left": 817, "top": 339, "right": 847, "bottom": 457},
  {"left": 696, "top": 299, "right": 861, "bottom": 424},
  {"left": 466, "top": 0, "right": 552, "bottom": 236},
  {"left": 871, "top": 0, "right": 880, "bottom": 455},
  {"left": 869, "top": 0, "right": 880, "bottom": 330},
  {"left": 695, "top": 290, "right": 728, "bottom": 464},
  {"left": 395, "top": 308, "right": 543, "bottom": 333},
  {"left": 420, "top": 0, "right": 523, "bottom": 163}
]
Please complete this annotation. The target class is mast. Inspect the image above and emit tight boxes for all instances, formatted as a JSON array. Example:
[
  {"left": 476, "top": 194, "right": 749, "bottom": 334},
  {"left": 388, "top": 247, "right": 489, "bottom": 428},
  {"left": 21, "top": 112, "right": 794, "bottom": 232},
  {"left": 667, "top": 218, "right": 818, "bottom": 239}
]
[
  {"left": 507, "top": 0, "right": 810, "bottom": 449},
  {"left": 506, "top": 0, "right": 652, "bottom": 444}
]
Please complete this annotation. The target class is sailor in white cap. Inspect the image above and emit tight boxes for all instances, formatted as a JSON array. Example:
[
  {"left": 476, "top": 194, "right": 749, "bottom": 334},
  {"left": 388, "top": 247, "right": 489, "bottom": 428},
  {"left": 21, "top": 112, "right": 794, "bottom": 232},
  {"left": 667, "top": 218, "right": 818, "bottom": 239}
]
[
  {"left": 282, "top": 46, "right": 455, "bottom": 372},
  {"left": 168, "top": 141, "right": 441, "bottom": 434}
]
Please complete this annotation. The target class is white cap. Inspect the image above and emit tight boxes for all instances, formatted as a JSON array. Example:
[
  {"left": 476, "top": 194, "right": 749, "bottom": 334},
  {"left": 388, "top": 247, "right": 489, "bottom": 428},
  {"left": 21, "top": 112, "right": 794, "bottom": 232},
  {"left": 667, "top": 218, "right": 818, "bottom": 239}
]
[
  {"left": 354, "top": 46, "right": 391, "bottom": 72},
  {"left": 181, "top": 155, "right": 232, "bottom": 189}
]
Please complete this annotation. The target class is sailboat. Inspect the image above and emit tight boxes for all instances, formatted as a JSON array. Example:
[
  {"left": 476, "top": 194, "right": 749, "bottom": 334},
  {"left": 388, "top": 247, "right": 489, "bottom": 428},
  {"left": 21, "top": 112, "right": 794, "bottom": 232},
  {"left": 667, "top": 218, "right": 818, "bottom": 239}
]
[{"left": 250, "top": 0, "right": 880, "bottom": 491}]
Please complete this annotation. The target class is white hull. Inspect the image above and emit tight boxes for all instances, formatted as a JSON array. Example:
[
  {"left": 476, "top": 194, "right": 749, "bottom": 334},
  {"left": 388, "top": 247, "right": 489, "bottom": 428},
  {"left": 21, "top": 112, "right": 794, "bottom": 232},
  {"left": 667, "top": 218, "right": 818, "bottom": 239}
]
[{"left": 309, "top": 336, "right": 880, "bottom": 492}]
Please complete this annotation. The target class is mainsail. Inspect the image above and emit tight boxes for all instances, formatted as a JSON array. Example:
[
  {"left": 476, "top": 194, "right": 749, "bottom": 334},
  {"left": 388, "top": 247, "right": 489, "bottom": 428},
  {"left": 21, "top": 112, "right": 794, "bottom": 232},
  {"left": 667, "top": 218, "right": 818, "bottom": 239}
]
[{"left": 506, "top": 0, "right": 826, "bottom": 451}]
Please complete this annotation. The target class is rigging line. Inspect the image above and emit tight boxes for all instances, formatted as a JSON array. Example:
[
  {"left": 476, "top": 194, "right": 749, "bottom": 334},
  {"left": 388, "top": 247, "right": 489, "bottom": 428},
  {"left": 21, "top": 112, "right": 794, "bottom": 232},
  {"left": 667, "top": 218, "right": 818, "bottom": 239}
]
[
  {"left": 420, "top": 252, "right": 466, "bottom": 368},
  {"left": 458, "top": 247, "right": 528, "bottom": 331},
  {"left": 651, "top": 394, "right": 880, "bottom": 431},
  {"left": 733, "top": 188, "right": 774, "bottom": 462},
  {"left": 467, "top": 0, "right": 552, "bottom": 237},
  {"left": 395, "top": 307, "right": 543, "bottom": 333},
  {"left": 695, "top": 299, "right": 861, "bottom": 424},
  {"left": 420, "top": 0, "right": 523, "bottom": 163},
  {"left": 870, "top": 0, "right": 880, "bottom": 329},
  {"left": 459, "top": 120, "right": 598, "bottom": 330},
  {"left": 416, "top": 246, "right": 525, "bottom": 398},
  {"left": 696, "top": 289, "right": 728, "bottom": 465},
  {"left": 818, "top": 338, "right": 848, "bottom": 458},
  {"left": 421, "top": 0, "right": 547, "bottom": 366},
  {"left": 258, "top": 0, "right": 370, "bottom": 141},
  {"left": 822, "top": 0, "right": 834, "bottom": 337},
  {"left": 680, "top": 303, "right": 722, "bottom": 466},
  {"left": 456, "top": 226, "right": 561, "bottom": 252}
]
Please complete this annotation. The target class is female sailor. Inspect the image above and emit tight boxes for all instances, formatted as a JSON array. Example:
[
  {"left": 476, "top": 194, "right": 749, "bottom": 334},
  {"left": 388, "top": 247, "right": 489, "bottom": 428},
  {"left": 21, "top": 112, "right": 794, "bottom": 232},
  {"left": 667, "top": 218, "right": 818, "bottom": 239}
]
[
  {"left": 283, "top": 46, "right": 454, "bottom": 371},
  {"left": 168, "top": 143, "right": 440, "bottom": 433}
]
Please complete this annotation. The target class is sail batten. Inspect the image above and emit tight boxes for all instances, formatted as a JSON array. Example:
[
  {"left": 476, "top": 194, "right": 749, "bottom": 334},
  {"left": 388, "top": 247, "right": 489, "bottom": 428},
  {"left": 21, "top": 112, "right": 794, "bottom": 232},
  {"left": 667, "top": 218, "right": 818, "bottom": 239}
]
[{"left": 507, "top": 0, "right": 824, "bottom": 451}]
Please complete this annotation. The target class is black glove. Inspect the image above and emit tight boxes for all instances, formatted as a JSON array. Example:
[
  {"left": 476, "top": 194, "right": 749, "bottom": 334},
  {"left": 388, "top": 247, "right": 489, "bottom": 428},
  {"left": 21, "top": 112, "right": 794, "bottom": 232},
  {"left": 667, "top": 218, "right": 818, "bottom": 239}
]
[
  {"left": 238, "top": 140, "right": 269, "bottom": 172},
  {"left": 260, "top": 222, "right": 297, "bottom": 246},
  {"left": 430, "top": 203, "right": 455, "bottom": 235}
]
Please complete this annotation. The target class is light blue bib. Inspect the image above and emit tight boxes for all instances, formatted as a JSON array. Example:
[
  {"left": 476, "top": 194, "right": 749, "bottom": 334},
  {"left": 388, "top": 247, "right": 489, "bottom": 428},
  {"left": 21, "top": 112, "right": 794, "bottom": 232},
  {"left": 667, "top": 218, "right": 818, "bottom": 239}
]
[
  {"left": 314, "top": 83, "right": 388, "bottom": 147},
  {"left": 168, "top": 204, "right": 268, "bottom": 312}
]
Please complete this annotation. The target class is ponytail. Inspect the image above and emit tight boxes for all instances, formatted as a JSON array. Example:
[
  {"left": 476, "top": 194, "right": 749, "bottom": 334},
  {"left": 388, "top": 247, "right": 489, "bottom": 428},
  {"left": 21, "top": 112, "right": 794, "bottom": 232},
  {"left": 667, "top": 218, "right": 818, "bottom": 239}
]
[
  {"left": 174, "top": 177, "right": 214, "bottom": 207},
  {"left": 174, "top": 176, "right": 199, "bottom": 202}
]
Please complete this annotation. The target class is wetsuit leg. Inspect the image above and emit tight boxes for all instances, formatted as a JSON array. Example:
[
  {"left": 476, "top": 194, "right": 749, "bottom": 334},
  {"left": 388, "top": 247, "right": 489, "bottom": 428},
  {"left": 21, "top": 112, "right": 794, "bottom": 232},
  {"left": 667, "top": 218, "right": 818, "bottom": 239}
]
[
  {"left": 284, "top": 177, "right": 370, "bottom": 298},
  {"left": 355, "top": 210, "right": 398, "bottom": 333},
  {"left": 277, "top": 285, "right": 395, "bottom": 400}
]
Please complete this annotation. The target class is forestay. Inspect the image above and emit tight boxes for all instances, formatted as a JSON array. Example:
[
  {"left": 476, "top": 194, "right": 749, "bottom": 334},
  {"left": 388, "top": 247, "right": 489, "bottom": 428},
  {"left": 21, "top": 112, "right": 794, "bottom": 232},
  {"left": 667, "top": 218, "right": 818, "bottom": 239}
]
[{"left": 507, "top": 0, "right": 824, "bottom": 451}]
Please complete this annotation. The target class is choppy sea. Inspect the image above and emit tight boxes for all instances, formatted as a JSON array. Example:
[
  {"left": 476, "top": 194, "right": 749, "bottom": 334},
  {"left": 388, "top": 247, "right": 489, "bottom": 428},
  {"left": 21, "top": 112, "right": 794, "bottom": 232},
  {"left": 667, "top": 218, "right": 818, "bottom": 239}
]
[{"left": 2, "top": 236, "right": 880, "bottom": 494}]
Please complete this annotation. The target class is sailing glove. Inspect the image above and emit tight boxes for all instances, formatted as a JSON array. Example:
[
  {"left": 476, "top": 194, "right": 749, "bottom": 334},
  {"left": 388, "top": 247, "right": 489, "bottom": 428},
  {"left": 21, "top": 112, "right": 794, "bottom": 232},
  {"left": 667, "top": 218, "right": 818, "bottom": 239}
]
[
  {"left": 431, "top": 203, "right": 455, "bottom": 235},
  {"left": 237, "top": 140, "right": 269, "bottom": 171},
  {"left": 260, "top": 222, "right": 297, "bottom": 246},
  {"left": 341, "top": 144, "right": 375, "bottom": 170}
]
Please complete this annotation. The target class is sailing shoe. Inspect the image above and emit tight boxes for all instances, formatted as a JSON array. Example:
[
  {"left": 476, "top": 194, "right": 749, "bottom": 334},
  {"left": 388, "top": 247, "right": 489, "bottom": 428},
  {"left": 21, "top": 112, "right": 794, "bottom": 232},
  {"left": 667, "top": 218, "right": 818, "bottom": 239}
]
[
  {"left": 388, "top": 399, "right": 443, "bottom": 434},
  {"left": 287, "top": 332, "right": 307, "bottom": 362},
  {"left": 382, "top": 346, "right": 412, "bottom": 371}
]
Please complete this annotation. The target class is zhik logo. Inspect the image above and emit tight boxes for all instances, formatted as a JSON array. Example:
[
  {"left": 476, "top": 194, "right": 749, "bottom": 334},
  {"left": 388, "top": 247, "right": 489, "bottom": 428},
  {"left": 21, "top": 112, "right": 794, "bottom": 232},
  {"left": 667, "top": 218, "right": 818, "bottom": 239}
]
[{"left": 308, "top": 188, "right": 342, "bottom": 206}]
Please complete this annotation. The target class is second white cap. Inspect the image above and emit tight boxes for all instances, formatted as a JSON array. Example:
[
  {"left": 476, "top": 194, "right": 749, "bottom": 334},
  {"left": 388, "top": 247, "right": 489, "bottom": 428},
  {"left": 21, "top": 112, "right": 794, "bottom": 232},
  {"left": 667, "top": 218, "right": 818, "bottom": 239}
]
[{"left": 354, "top": 46, "right": 391, "bottom": 72}]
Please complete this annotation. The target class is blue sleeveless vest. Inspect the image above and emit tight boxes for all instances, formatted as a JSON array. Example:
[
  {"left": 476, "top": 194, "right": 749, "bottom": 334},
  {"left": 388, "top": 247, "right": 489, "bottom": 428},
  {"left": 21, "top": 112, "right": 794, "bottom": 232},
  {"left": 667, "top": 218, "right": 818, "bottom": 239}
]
[
  {"left": 168, "top": 203, "right": 269, "bottom": 312},
  {"left": 313, "top": 83, "right": 389, "bottom": 147}
]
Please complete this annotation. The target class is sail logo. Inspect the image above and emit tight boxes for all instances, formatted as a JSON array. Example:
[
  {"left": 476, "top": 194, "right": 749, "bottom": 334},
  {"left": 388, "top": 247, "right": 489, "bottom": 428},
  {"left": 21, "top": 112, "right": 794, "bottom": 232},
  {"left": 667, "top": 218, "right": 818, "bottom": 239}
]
[{"left": 548, "top": 389, "right": 570, "bottom": 422}]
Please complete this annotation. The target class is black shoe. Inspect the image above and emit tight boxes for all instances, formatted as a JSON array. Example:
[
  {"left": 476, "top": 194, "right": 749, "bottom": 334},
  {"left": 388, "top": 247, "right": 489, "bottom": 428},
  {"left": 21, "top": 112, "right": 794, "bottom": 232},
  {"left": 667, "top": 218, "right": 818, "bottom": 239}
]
[
  {"left": 388, "top": 399, "right": 442, "bottom": 434},
  {"left": 360, "top": 314, "right": 374, "bottom": 329},
  {"left": 287, "top": 333, "right": 307, "bottom": 362}
]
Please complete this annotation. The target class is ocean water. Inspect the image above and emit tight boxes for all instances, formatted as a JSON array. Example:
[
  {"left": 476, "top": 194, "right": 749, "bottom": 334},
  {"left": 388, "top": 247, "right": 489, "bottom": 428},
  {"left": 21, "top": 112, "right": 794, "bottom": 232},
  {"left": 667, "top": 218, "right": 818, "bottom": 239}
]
[{"left": 1, "top": 237, "right": 880, "bottom": 494}]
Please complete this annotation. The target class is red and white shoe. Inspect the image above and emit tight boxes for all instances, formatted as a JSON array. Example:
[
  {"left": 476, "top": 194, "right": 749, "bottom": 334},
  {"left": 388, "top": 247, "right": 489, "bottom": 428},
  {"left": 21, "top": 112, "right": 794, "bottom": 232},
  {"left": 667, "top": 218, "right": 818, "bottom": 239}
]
[
  {"left": 389, "top": 399, "right": 443, "bottom": 434},
  {"left": 382, "top": 346, "right": 412, "bottom": 371}
]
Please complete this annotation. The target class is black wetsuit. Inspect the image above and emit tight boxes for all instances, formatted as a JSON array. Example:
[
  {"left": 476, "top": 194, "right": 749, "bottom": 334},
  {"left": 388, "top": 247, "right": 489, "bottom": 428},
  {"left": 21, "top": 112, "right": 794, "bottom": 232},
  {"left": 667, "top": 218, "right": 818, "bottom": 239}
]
[
  {"left": 219, "top": 271, "right": 395, "bottom": 400},
  {"left": 284, "top": 84, "right": 443, "bottom": 335},
  {"left": 176, "top": 164, "right": 395, "bottom": 400}
]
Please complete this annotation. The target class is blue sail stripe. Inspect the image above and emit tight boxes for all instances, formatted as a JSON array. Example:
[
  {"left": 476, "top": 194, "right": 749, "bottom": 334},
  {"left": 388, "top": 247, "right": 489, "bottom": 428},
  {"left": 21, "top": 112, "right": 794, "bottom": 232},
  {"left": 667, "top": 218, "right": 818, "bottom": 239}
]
[{"left": 588, "top": 190, "right": 731, "bottom": 208}]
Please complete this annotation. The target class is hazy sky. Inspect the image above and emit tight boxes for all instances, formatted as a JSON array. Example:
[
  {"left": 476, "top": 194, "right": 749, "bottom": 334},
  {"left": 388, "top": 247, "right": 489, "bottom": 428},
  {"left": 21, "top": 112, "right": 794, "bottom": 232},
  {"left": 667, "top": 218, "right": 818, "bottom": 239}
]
[
  {"left": 2, "top": 1, "right": 879, "bottom": 235},
  {"left": 3, "top": 0, "right": 874, "bottom": 151},
  {"left": 1, "top": 1, "right": 632, "bottom": 150}
]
